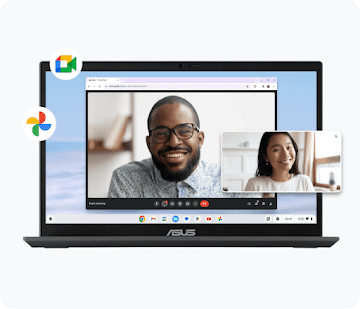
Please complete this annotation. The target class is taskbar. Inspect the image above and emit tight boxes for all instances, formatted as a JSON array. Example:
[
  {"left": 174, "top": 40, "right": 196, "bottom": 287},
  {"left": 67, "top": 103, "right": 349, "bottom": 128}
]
[{"left": 46, "top": 214, "right": 316, "bottom": 224}]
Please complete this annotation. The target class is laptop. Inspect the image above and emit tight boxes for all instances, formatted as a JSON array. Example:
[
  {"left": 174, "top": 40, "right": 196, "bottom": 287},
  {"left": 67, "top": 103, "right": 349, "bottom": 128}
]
[{"left": 23, "top": 61, "right": 339, "bottom": 248}]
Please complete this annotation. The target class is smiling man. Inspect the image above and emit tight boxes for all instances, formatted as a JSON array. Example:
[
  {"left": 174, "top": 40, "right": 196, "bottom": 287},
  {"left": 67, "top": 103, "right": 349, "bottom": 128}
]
[
  {"left": 108, "top": 95, "right": 242, "bottom": 198},
  {"left": 146, "top": 96, "right": 203, "bottom": 183}
]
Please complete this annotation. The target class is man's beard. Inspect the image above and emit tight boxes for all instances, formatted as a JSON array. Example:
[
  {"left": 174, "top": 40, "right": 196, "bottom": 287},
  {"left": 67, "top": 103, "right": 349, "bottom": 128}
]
[{"left": 152, "top": 145, "right": 201, "bottom": 182}]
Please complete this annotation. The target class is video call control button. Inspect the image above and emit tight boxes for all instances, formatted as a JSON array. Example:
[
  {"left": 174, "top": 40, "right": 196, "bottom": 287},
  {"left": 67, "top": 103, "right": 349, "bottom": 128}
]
[
  {"left": 185, "top": 201, "right": 191, "bottom": 207},
  {"left": 192, "top": 201, "right": 199, "bottom": 207},
  {"left": 177, "top": 201, "right": 183, "bottom": 207},
  {"left": 154, "top": 201, "right": 160, "bottom": 207},
  {"left": 200, "top": 200, "right": 209, "bottom": 207},
  {"left": 161, "top": 200, "right": 168, "bottom": 207},
  {"left": 169, "top": 201, "right": 176, "bottom": 207},
  {"left": 283, "top": 215, "right": 294, "bottom": 223}
]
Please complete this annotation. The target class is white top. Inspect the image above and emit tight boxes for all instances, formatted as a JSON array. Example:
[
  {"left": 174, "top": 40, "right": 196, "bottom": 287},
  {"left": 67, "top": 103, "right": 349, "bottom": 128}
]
[{"left": 244, "top": 174, "right": 315, "bottom": 192}]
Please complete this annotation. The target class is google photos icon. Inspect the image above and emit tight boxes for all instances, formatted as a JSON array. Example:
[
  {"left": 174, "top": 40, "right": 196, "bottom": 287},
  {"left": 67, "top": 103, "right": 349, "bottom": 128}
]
[
  {"left": 23, "top": 107, "right": 56, "bottom": 141},
  {"left": 26, "top": 111, "right": 51, "bottom": 137}
]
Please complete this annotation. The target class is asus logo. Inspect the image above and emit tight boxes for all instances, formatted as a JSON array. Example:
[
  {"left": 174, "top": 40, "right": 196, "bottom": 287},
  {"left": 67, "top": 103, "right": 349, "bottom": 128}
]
[{"left": 166, "top": 229, "right": 196, "bottom": 236}]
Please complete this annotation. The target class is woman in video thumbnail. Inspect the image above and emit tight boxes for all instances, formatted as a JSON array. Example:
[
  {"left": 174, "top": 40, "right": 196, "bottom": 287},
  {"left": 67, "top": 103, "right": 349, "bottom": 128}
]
[{"left": 244, "top": 132, "right": 315, "bottom": 192}]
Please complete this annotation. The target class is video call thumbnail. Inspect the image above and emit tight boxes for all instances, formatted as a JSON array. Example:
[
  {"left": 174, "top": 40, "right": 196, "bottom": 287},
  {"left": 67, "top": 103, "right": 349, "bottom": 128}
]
[{"left": 221, "top": 131, "right": 341, "bottom": 193}]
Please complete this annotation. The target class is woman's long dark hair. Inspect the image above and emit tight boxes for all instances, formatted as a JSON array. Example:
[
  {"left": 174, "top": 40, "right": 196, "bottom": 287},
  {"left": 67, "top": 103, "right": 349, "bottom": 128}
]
[{"left": 256, "top": 132, "right": 300, "bottom": 177}]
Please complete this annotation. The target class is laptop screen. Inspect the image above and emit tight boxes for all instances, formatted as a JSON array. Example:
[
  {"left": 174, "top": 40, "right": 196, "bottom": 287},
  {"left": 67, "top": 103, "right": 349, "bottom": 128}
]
[{"left": 45, "top": 68, "right": 318, "bottom": 226}]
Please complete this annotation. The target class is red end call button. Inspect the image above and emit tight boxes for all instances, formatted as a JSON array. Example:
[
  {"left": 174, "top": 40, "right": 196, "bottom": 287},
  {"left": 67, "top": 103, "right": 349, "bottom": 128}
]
[{"left": 200, "top": 200, "right": 209, "bottom": 207}]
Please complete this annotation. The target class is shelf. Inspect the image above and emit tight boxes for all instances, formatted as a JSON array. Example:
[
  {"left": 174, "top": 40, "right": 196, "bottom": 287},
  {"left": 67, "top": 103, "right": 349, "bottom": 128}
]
[{"left": 88, "top": 140, "right": 132, "bottom": 152}]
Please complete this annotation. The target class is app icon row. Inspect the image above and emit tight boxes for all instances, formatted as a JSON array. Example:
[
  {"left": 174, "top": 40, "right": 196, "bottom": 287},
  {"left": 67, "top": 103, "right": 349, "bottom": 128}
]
[{"left": 139, "top": 215, "right": 223, "bottom": 223}]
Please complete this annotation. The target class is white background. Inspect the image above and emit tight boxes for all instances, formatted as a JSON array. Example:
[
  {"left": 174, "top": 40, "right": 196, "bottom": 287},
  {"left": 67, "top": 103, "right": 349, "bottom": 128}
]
[{"left": 0, "top": 0, "right": 359, "bottom": 308}]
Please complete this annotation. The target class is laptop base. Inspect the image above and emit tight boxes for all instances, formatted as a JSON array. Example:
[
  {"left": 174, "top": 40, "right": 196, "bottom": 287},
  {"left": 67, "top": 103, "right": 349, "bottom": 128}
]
[{"left": 24, "top": 236, "right": 339, "bottom": 248}]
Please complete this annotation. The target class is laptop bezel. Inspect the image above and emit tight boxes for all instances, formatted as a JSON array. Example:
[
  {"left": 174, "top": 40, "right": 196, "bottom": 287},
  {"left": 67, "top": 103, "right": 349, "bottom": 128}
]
[{"left": 40, "top": 61, "right": 323, "bottom": 237}]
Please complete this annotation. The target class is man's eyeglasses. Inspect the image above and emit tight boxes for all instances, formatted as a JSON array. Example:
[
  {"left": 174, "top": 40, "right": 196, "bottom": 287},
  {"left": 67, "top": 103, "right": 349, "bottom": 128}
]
[{"left": 149, "top": 123, "right": 200, "bottom": 143}]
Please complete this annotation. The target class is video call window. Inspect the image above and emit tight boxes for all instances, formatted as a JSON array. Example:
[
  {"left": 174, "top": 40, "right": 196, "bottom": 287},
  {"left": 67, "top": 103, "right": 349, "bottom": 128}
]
[
  {"left": 221, "top": 131, "right": 341, "bottom": 193},
  {"left": 86, "top": 86, "right": 277, "bottom": 209}
]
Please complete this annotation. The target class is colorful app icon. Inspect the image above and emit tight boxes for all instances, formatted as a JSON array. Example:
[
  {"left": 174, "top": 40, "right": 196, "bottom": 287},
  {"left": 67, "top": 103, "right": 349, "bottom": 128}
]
[
  {"left": 206, "top": 216, "right": 212, "bottom": 222},
  {"left": 217, "top": 216, "right": 223, "bottom": 222},
  {"left": 172, "top": 215, "right": 179, "bottom": 223},
  {"left": 27, "top": 112, "right": 51, "bottom": 136},
  {"left": 50, "top": 48, "right": 82, "bottom": 80},
  {"left": 139, "top": 215, "right": 146, "bottom": 222},
  {"left": 195, "top": 216, "right": 201, "bottom": 222},
  {"left": 22, "top": 107, "right": 56, "bottom": 141},
  {"left": 55, "top": 55, "right": 77, "bottom": 73},
  {"left": 184, "top": 216, "right": 190, "bottom": 222},
  {"left": 150, "top": 216, "right": 156, "bottom": 222},
  {"left": 162, "top": 216, "right": 168, "bottom": 222}
]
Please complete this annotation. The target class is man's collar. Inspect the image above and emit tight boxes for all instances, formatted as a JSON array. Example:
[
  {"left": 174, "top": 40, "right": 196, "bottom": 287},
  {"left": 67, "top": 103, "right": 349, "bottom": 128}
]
[
  {"left": 152, "top": 159, "right": 204, "bottom": 193},
  {"left": 182, "top": 161, "right": 204, "bottom": 193}
]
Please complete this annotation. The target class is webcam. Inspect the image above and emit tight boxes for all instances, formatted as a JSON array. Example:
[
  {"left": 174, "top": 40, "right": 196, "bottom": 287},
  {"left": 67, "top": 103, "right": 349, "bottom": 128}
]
[{"left": 179, "top": 63, "right": 184, "bottom": 68}]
